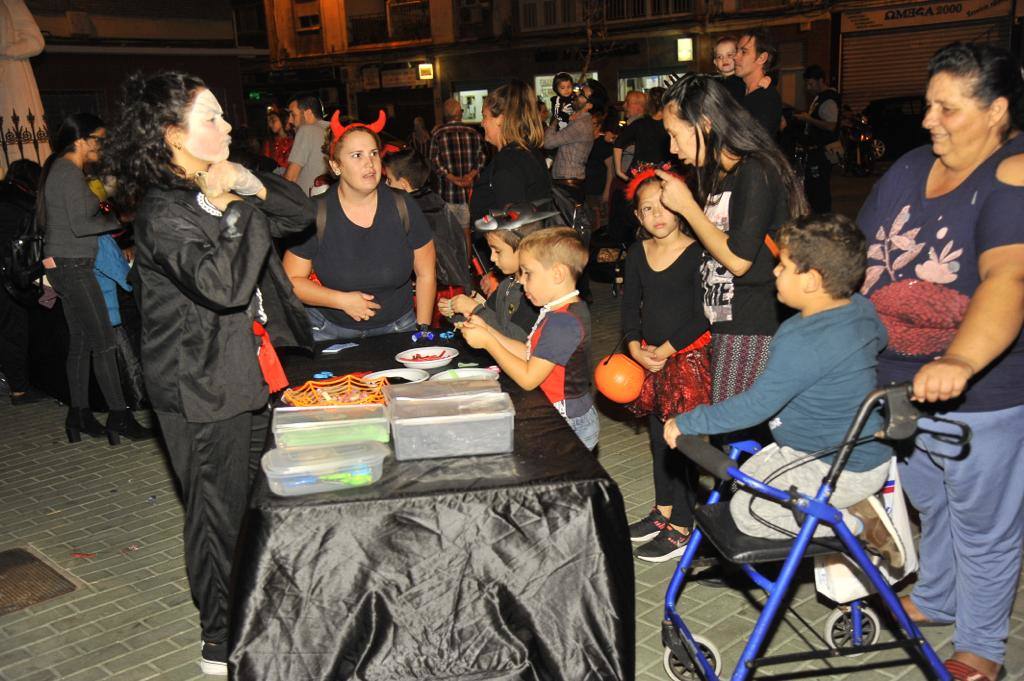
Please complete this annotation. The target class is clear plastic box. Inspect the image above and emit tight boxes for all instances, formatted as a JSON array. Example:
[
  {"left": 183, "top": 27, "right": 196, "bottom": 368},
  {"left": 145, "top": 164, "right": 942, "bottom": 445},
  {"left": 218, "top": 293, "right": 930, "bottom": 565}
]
[
  {"left": 261, "top": 441, "right": 390, "bottom": 496},
  {"left": 390, "top": 392, "right": 515, "bottom": 460},
  {"left": 383, "top": 378, "right": 500, "bottom": 405},
  {"left": 271, "top": 404, "right": 389, "bottom": 448}
]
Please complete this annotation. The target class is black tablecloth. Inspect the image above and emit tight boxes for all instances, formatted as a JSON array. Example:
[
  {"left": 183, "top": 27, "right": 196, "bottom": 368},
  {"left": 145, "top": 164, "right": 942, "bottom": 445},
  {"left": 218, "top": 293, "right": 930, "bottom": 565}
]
[{"left": 231, "top": 334, "right": 635, "bottom": 680}]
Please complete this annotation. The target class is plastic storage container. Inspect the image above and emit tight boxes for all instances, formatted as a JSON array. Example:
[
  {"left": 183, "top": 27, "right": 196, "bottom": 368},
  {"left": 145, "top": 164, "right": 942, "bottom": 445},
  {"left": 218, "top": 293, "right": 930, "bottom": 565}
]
[
  {"left": 271, "top": 404, "right": 389, "bottom": 448},
  {"left": 390, "top": 391, "right": 515, "bottom": 460},
  {"left": 261, "top": 441, "right": 390, "bottom": 496},
  {"left": 384, "top": 378, "right": 500, "bottom": 404}
]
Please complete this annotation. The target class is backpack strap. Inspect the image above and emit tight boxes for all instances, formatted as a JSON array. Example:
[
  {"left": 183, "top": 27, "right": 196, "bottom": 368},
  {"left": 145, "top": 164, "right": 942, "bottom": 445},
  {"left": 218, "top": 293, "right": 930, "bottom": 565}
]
[{"left": 393, "top": 189, "right": 411, "bottom": 236}]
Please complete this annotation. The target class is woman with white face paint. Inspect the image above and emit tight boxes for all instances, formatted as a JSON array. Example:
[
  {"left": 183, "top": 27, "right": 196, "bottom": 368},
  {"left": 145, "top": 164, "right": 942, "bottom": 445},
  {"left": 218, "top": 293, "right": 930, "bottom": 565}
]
[{"left": 103, "top": 72, "right": 314, "bottom": 677}]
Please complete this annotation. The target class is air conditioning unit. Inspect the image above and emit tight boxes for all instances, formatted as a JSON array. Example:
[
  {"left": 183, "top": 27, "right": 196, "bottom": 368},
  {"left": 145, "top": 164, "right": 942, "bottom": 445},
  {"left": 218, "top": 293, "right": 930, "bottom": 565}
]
[{"left": 65, "top": 10, "right": 96, "bottom": 38}]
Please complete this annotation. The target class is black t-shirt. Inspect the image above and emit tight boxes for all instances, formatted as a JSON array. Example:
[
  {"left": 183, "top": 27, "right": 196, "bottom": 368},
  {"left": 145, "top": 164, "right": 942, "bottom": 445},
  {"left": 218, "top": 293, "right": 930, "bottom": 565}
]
[
  {"left": 584, "top": 137, "right": 613, "bottom": 197},
  {"left": 291, "top": 184, "right": 433, "bottom": 329},
  {"left": 621, "top": 240, "right": 708, "bottom": 349},
  {"left": 469, "top": 145, "right": 552, "bottom": 222},
  {"left": 614, "top": 116, "right": 671, "bottom": 169},
  {"left": 722, "top": 75, "right": 746, "bottom": 102},
  {"left": 700, "top": 156, "right": 788, "bottom": 336},
  {"left": 743, "top": 86, "right": 782, "bottom": 137}
]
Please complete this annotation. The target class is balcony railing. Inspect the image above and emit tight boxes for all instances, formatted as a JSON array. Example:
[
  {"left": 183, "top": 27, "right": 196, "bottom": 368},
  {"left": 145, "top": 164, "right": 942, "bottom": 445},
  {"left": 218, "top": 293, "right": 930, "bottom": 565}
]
[
  {"left": 348, "top": 1, "right": 430, "bottom": 47},
  {"left": 519, "top": 0, "right": 692, "bottom": 32}
]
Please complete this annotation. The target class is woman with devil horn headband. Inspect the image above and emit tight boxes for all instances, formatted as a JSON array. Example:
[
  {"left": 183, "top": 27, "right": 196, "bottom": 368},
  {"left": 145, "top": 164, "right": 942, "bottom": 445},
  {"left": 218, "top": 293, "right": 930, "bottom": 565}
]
[{"left": 283, "top": 110, "right": 437, "bottom": 341}]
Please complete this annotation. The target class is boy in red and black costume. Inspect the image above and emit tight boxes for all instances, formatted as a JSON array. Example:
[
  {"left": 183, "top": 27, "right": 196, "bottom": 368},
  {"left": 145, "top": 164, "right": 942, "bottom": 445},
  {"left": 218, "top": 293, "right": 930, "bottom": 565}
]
[{"left": 461, "top": 227, "right": 598, "bottom": 450}]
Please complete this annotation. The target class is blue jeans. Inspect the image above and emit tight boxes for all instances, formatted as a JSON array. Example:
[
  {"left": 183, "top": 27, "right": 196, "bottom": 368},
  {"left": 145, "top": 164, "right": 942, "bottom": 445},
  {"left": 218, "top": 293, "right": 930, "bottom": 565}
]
[
  {"left": 567, "top": 406, "right": 599, "bottom": 451},
  {"left": 901, "top": 404, "right": 1024, "bottom": 664},
  {"left": 307, "top": 306, "right": 417, "bottom": 342}
]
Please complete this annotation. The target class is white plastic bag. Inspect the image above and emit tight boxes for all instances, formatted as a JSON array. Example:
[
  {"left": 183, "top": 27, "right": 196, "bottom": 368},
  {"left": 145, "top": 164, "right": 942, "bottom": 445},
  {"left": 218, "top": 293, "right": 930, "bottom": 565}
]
[{"left": 813, "top": 458, "right": 918, "bottom": 603}]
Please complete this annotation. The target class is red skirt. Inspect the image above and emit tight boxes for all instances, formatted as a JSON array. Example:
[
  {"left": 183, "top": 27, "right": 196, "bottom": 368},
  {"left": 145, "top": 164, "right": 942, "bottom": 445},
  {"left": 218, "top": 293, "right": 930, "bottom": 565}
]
[{"left": 627, "top": 331, "right": 712, "bottom": 422}]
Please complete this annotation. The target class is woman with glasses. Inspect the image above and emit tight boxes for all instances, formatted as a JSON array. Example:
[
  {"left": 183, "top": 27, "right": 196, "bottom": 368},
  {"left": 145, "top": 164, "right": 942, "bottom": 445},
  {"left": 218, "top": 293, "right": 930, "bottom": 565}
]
[{"left": 38, "top": 113, "right": 152, "bottom": 444}]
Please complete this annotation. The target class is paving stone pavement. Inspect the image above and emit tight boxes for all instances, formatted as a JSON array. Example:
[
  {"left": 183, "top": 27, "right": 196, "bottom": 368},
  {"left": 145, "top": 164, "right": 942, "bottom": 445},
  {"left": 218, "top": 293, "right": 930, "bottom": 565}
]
[{"left": 2, "top": 278, "right": 1023, "bottom": 680}]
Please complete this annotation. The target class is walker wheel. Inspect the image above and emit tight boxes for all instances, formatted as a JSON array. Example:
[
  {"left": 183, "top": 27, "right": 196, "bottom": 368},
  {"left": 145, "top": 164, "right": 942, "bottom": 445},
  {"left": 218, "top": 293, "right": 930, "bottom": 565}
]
[
  {"left": 663, "top": 635, "right": 722, "bottom": 680},
  {"left": 824, "top": 605, "right": 880, "bottom": 654}
]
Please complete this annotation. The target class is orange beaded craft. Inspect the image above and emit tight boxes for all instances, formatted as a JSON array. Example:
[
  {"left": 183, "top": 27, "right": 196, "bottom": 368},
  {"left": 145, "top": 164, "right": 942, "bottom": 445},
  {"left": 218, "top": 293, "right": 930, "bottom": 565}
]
[{"left": 281, "top": 374, "right": 389, "bottom": 407}]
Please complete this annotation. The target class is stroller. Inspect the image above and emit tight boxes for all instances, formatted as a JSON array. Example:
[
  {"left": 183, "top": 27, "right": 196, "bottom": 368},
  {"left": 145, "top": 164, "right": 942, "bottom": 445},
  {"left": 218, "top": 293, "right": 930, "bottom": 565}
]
[{"left": 661, "top": 384, "right": 970, "bottom": 680}]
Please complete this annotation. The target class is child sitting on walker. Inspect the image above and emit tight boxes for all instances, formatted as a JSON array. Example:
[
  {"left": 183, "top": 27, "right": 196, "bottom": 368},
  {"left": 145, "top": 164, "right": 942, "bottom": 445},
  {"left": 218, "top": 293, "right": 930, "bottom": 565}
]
[
  {"left": 663, "top": 214, "right": 904, "bottom": 566},
  {"left": 461, "top": 227, "right": 598, "bottom": 450}
]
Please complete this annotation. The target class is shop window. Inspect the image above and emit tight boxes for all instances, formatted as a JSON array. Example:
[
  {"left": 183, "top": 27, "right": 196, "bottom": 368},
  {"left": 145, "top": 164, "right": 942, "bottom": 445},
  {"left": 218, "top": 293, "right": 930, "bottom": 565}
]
[
  {"left": 534, "top": 71, "right": 599, "bottom": 102},
  {"left": 456, "top": 89, "right": 489, "bottom": 124}
]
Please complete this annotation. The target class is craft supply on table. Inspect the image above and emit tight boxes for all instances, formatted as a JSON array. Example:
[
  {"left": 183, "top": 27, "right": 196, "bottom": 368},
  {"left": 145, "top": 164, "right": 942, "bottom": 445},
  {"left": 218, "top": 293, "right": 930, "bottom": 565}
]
[
  {"left": 429, "top": 367, "right": 500, "bottom": 382},
  {"left": 272, "top": 404, "right": 389, "bottom": 448},
  {"left": 394, "top": 346, "right": 459, "bottom": 370},
  {"left": 262, "top": 441, "right": 390, "bottom": 496},
  {"left": 282, "top": 374, "right": 388, "bottom": 407},
  {"left": 363, "top": 368, "right": 430, "bottom": 385},
  {"left": 321, "top": 342, "right": 358, "bottom": 355},
  {"left": 383, "top": 378, "right": 500, "bottom": 404}
]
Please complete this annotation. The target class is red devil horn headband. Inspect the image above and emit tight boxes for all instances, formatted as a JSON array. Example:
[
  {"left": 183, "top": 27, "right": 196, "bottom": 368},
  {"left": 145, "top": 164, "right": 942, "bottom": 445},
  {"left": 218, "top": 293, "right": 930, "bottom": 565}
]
[
  {"left": 328, "top": 109, "right": 388, "bottom": 156},
  {"left": 625, "top": 162, "right": 679, "bottom": 201}
]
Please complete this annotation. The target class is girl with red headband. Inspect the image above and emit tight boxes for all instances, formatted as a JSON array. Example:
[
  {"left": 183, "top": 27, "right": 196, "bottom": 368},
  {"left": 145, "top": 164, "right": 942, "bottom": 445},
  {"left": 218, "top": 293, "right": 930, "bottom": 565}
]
[
  {"left": 621, "top": 167, "right": 712, "bottom": 562},
  {"left": 283, "top": 111, "right": 437, "bottom": 340}
]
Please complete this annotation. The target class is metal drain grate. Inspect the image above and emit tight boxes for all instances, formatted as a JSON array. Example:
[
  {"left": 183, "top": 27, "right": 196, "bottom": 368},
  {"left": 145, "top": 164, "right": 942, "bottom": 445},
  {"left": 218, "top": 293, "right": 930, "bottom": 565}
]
[{"left": 0, "top": 548, "right": 76, "bottom": 616}]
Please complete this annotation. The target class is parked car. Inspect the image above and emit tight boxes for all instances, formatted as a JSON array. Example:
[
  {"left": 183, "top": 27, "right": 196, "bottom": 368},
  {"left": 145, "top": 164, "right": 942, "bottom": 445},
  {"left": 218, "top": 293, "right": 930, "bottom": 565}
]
[{"left": 861, "top": 96, "right": 930, "bottom": 160}]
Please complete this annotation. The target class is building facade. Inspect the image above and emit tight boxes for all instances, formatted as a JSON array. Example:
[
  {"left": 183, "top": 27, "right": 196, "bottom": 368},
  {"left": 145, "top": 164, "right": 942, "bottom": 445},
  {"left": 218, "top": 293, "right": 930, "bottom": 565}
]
[
  {"left": 23, "top": 0, "right": 265, "bottom": 132},
  {"left": 258, "top": 0, "right": 837, "bottom": 137}
]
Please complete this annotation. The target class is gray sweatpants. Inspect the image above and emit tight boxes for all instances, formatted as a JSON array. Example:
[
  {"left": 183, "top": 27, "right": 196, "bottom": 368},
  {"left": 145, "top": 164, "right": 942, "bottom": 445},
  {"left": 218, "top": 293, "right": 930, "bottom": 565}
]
[{"left": 729, "top": 443, "right": 889, "bottom": 539}]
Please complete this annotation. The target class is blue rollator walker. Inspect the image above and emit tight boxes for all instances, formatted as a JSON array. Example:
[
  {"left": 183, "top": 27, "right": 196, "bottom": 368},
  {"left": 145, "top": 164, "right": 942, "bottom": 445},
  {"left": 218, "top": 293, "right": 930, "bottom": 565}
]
[{"left": 661, "top": 384, "right": 971, "bottom": 680}]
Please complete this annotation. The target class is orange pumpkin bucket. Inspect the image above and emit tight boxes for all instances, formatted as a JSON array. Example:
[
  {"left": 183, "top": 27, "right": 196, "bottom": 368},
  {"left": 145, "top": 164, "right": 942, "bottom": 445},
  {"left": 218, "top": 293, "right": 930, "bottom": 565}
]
[{"left": 594, "top": 353, "right": 645, "bottom": 404}]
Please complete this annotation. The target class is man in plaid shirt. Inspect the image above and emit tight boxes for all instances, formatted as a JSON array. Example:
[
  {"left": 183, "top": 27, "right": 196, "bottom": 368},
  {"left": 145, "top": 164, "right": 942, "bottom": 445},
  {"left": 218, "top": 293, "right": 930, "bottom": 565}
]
[{"left": 429, "top": 99, "right": 486, "bottom": 231}]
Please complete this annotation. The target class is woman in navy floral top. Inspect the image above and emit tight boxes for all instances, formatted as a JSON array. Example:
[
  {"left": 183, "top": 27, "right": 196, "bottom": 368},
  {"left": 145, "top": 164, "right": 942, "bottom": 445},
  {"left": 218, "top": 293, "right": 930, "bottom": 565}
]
[{"left": 857, "top": 43, "right": 1024, "bottom": 681}]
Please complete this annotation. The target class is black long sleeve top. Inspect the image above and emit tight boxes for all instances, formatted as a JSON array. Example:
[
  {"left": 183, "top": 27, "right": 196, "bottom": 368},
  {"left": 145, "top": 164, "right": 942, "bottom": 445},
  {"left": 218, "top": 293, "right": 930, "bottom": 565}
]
[{"left": 621, "top": 240, "right": 708, "bottom": 350}]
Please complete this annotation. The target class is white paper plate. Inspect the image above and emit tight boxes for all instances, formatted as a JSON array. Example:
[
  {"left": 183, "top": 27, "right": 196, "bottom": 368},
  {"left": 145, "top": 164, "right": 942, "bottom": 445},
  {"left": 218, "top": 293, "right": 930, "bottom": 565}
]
[
  {"left": 429, "top": 368, "right": 500, "bottom": 381},
  {"left": 364, "top": 368, "right": 430, "bottom": 384},
  {"left": 394, "top": 346, "right": 459, "bottom": 370}
]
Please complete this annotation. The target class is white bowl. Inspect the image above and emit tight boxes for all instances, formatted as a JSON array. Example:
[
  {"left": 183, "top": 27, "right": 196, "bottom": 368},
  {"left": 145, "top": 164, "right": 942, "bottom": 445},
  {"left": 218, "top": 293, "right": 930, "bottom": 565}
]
[
  {"left": 364, "top": 368, "right": 430, "bottom": 384},
  {"left": 429, "top": 367, "right": 500, "bottom": 381},
  {"left": 394, "top": 346, "right": 459, "bottom": 370}
]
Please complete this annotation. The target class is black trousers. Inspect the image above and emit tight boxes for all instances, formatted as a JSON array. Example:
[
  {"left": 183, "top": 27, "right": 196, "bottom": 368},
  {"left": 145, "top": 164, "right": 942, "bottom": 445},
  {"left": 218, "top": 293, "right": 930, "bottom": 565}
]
[
  {"left": 649, "top": 413, "right": 699, "bottom": 527},
  {"left": 158, "top": 407, "right": 269, "bottom": 645},
  {"left": 0, "top": 285, "right": 30, "bottom": 392},
  {"left": 804, "top": 149, "right": 833, "bottom": 214},
  {"left": 47, "top": 258, "right": 126, "bottom": 410}
]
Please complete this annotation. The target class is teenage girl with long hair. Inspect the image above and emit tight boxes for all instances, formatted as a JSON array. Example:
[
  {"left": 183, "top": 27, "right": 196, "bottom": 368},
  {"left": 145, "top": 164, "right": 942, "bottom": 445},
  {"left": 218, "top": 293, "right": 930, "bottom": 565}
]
[
  {"left": 621, "top": 170, "right": 712, "bottom": 562},
  {"left": 656, "top": 74, "right": 807, "bottom": 405}
]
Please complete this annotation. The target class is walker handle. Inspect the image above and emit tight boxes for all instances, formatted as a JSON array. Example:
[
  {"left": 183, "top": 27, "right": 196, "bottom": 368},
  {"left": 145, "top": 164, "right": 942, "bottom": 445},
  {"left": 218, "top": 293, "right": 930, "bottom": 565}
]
[{"left": 675, "top": 435, "right": 735, "bottom": 481}]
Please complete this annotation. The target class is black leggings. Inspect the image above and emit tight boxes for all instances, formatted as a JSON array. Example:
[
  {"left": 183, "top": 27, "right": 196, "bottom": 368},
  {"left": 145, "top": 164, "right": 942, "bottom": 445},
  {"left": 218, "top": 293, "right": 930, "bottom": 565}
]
[
  {"left": 47, "top": 258, "right": 126, "bottom": 411},
  {"left": 649, "top": 413, "right": 699, "bottom": 527}
]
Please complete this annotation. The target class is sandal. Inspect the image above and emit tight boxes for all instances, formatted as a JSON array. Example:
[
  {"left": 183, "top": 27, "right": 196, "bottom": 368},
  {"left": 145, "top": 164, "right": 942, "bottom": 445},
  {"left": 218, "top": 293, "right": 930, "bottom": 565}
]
[{"left": 945, "top": 659, "right": 996, "bottom": 681}]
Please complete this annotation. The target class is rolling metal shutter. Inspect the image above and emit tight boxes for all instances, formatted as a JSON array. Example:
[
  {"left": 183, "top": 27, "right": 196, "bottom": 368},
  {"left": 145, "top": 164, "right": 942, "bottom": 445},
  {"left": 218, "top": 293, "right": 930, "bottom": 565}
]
[{"left": 840, "top": 19, "right": 1009, "bottom": 113}]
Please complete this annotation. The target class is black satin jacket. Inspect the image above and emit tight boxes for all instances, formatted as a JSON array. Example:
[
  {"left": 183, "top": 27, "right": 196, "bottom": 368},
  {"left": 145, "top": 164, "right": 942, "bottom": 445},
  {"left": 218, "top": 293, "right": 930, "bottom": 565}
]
[{"left": 132, "top": 174, "right": 314, "bottom": 423}]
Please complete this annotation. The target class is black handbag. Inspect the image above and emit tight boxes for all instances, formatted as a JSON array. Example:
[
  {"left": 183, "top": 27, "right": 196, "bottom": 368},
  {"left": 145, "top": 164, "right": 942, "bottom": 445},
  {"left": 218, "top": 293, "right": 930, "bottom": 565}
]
[{"left": 1, "top": 212, "right": 44, "bottom": 305}]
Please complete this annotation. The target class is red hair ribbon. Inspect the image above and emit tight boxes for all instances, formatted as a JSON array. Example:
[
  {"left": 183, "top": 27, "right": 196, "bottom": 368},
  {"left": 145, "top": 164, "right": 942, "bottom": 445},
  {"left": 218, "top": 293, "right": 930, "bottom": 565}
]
[
  {"left": 329, "top": 109, "right": 387, "bottom": 157},
  {"left": 624, "top": 162, "right": 681, "bottom": 201}
]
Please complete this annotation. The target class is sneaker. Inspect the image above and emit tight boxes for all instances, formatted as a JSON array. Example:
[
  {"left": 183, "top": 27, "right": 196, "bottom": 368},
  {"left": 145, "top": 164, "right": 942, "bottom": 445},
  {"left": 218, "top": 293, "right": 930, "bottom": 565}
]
[
  {"left": 847, "top": 495, "right": 905, "bottom": 569},
  {"left": 200, "top": 641, "right": 228, "bottom": 676},
  {"left": 628, "top": 507, "right": 669, "bottom": 543},
  {"left": 635, "top": 526, "right": 691, "bottom": 563}
]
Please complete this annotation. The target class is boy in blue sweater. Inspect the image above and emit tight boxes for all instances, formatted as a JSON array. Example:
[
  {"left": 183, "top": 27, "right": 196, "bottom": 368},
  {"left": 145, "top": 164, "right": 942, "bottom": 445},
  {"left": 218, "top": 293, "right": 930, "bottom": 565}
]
[{"left": 664, "top": 214, "right": 902, "bottom": 565}]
